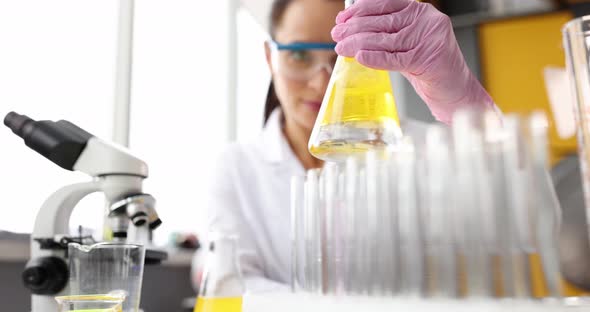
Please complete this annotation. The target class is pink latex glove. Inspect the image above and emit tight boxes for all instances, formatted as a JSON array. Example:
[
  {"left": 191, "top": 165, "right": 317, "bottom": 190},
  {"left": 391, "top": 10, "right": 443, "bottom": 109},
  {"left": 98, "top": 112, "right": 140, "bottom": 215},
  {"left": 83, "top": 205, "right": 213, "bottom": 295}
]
[{"left": 331, "top": 0, "right": 497, "bottom": 124}]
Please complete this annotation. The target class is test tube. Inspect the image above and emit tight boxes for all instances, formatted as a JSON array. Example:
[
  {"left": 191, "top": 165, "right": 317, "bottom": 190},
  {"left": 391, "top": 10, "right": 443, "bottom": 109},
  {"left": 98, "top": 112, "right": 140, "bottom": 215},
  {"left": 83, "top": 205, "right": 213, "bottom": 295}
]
[
  {"left": 396, "top": 138, "right": 424, "bottom": 296},
  {"left": 319, "top": 167, "right": 328, "bottom": 294},
  {"left": 386, "top": 150, "right": 402, "bottom": 295},
  {"left": 365, "top": 151, "right": 380, "bottom": 295},
  {"left": 451, "top": 111, "right": 469, "bottom": 297},
  {"left": 356, "top": 168, "right": 369, "bottom": 295},
  {"left": 323, "top": 162, "right": 339, "bottom": 294},
  {"left": 344, "top": 157, "right": 359, "bottom": 294},
  {"left": 378, "top": 154, "right": 397, "bottom": 296},
  {"left": 290, "top": 175, "right": 306, "bottom": 292},
  {"left": 501, "top": 115, "right": 532, "bottom": 298},
  {"left": 527, "top": 112, "right": 562, "bottom": 297},
  {"left": 452, "top": 110, "right": 492, "bottom": 297},
  {"left": 305, "top": 169, "right": 322, "bottom": 294},
  {"left": 424, "top": 125, "right": 457, "bottom": 298},
  {"left": 471, "top": 113, "right": 498, "bottom": 297},
  {"left": 335, "top": 171, "right": 346, "bottom": 294},
  {"left": 484, "top": 113, "right": 510, "bottom": 298}
]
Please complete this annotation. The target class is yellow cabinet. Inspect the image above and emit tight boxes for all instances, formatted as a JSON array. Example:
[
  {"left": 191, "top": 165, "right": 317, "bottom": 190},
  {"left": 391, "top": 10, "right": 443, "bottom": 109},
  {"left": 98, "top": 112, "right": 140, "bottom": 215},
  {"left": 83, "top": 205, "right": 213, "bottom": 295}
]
[{"left": 478, "top": 11, "right": 577, "bottom": 165}]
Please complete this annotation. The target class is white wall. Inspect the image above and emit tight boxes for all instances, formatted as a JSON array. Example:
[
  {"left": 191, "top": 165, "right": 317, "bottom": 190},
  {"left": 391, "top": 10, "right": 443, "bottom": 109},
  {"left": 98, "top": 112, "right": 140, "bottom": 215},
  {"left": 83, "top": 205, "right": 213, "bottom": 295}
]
[
  {"left": 0, "top": 0, "right": 234, "bottom": 245},
  {"left": 0, "top": 0, "right": 275, "bottom": 244},
  {"left": 240, "top": 0, "right": 273, "bottom": 30},
  {"left": 236, "top": 8, "right": 271, "bottom": 142},
  {"left": 129, "top": 0, "right": 232, "bottom": 244},
  {"left": 0, "top": 0, "right": 119, "bottom": 233}
]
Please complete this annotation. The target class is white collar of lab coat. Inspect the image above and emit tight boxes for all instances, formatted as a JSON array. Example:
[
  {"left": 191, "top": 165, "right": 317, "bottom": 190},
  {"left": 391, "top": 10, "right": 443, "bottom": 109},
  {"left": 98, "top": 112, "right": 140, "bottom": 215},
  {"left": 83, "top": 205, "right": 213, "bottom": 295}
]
[{"left": 259, "top": 108, "right": 291, "bottom": 164}]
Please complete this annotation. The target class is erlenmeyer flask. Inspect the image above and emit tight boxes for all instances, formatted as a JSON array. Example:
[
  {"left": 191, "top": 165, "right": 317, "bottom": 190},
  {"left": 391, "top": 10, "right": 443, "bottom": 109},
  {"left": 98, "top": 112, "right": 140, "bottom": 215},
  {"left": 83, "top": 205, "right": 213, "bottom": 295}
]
[
  {"left": 194, "top": 233, "right": 244, "bottom": 312},
  {"left": 308, "top": 54, "right": 402, "bottom": 162}
]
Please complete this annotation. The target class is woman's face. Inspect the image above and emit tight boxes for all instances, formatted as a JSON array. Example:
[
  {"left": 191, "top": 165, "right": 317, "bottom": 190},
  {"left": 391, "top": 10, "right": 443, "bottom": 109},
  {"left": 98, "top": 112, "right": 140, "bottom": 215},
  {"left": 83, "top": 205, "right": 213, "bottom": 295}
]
[{"left": 267, "top": 0, "right": 342, "bottom": 132}]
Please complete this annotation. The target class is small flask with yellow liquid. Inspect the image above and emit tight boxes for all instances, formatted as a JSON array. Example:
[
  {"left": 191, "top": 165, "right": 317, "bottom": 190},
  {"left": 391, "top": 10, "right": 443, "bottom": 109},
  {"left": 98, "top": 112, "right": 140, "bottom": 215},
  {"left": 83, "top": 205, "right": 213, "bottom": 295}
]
[
  {"left": 308, "top": 1, "right": 402, "bottom": 162},
  {"left": 194, "top": 233, "right": 244, "bottom": 312}
]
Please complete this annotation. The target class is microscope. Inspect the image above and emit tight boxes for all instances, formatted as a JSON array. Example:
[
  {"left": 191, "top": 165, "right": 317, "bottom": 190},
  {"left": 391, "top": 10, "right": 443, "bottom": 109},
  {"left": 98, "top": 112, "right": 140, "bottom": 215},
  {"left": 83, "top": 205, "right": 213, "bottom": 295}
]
[{"left": 3, "top": 111, "right": 166, "bottom": 311}]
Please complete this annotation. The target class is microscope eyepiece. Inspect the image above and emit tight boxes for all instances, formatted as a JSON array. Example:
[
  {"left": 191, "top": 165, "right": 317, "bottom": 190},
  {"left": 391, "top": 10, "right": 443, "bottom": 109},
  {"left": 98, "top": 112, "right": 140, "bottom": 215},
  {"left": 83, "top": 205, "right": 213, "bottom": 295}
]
[
  {"left": 4, "top": 111, "right": 34, "bottom": 138},
  {"left": 3, "top": 111, "right": 94, "bottom": 171}
]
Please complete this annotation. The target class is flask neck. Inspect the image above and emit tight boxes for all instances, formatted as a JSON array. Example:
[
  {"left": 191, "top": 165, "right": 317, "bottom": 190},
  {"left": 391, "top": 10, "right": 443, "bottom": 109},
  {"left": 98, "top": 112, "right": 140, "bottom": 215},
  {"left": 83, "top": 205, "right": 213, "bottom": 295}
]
[
  {"left": 208, "top": 237, "right": 238, "bottom": 266},
  {"left": 200, "top": 235, "right": 244, "bottom": 298}
]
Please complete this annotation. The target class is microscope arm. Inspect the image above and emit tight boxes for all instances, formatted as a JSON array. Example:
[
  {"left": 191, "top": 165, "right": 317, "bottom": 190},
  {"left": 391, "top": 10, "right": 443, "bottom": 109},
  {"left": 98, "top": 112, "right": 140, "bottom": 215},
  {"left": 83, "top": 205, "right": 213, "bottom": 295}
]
[
  {"left": 32, "top": 181, "right": 102, "bottom": 240},
  {"left": 22, "top": 181, "right": 102, "bottom": 301}
]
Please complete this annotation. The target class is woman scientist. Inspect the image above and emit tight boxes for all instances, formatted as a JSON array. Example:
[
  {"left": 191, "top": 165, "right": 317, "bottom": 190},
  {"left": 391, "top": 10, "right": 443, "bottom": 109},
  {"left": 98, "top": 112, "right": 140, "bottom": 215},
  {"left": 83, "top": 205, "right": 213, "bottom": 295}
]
[{"left": 203, "top": 0, "right": 498, "bottom": 291}]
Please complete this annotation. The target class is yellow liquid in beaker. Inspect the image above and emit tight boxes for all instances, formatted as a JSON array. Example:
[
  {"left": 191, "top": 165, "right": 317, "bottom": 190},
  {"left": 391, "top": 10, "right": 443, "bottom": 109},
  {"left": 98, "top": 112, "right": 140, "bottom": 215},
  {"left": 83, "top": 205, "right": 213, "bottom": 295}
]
[
  {"left": 55, "top": 295, "right": 123, "bottom": 312},
  {"left": 309, "top": 57, "right": 401, "bottom": 161},
  {"left": 193, "top": 297, "right": 242, "bottom": 312}
]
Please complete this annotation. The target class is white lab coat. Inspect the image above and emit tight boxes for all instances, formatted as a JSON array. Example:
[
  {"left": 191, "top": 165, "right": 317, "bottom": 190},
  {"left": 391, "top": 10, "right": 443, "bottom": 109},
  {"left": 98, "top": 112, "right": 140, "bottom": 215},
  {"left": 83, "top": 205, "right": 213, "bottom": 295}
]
[{"left": 206, "top": 108, "right": 428, "bottom": 293}]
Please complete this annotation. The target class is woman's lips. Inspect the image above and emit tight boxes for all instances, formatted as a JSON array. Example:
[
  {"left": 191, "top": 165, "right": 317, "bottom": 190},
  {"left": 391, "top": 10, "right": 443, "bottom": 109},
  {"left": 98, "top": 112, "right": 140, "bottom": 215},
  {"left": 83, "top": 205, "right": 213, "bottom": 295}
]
[{"left": 304, "top": 101, "right": 322, "bottom": 112}]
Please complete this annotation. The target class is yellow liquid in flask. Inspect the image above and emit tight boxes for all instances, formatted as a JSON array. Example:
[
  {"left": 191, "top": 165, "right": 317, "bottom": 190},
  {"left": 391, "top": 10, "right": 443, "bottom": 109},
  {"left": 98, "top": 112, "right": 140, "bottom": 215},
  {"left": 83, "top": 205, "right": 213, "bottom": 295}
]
[
  {"left": 193, "top": 297, "right": 242, "bottom": 312},
  {"left": 309, "top": 57, "right": 402, "bottom": 161}
]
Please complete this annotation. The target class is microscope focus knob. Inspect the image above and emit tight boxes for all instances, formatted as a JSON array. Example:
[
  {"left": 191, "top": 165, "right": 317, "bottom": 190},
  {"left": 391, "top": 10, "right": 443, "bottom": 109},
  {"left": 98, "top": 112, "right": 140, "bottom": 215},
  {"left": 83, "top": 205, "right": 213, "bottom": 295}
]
[{"left": 22, "top": 256, "right": 69, "bottom": 295}]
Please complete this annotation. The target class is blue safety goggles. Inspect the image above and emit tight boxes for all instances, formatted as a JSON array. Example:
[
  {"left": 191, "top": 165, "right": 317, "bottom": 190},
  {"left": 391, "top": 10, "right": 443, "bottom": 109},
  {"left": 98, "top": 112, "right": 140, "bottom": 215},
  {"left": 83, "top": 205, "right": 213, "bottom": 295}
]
[
  {"left": 269, "top": 40, "right": 337, "bottom": 51},
  {"left": 269, "top": 40, "right": 338, "bottom": 81}
]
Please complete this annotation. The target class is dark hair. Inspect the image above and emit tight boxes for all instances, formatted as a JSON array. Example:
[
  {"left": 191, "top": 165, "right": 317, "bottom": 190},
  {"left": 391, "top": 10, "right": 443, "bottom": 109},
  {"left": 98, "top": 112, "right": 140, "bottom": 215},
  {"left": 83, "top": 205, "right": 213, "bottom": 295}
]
[
  {"left": 264, "top": 81, "right": 280, "bottom": 125},
  {"left": 264, "top": 0, "right": 295, "bottom": 126}
]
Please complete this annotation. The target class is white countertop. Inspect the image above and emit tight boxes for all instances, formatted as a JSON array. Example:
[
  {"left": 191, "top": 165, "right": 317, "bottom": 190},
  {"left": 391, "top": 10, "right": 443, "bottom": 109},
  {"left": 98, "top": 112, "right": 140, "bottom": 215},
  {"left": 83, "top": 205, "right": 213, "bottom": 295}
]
[{"left": 243, "top": 293, "right": 590, "bottom": 312}]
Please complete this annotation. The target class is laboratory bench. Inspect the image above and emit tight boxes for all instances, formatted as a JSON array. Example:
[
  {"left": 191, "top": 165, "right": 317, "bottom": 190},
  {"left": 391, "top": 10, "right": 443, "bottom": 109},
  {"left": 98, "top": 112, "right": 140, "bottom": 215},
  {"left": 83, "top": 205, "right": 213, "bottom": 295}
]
[{"left": 0, "top": 232, "right": 196, "bottom": 312}]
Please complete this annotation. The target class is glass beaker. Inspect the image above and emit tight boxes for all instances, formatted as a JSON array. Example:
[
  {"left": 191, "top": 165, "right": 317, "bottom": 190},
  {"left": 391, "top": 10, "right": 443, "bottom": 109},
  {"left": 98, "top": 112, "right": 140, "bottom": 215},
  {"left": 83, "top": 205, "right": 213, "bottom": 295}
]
[
  {"left": 194, "top": 233, "right": 244, "bottom": 312},
  {"left": 55, "top": 294, "right": 125, "bottom": 312},
  {"left": 68, "top": 243, "right": 146, "bottom": 312},
  {"left": 564, "top": 17, "right": 590, "bottom": 232},
  {"left": 308, "top": 55, "right": 402, "bottom": 162}
]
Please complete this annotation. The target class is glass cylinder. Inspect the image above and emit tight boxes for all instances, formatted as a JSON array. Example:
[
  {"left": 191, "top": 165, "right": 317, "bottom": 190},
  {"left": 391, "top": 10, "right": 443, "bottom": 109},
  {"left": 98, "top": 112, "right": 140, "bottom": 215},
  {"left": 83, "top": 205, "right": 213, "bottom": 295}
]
[{"left": 564, "top": 16, "right": 590, "bottom": 230}]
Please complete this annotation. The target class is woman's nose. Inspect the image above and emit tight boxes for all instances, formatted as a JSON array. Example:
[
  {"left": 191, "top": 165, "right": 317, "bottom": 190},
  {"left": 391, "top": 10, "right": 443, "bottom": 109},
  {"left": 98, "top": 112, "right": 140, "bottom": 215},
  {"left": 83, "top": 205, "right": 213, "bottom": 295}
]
[{"left": 307, "top": 67, "right": 332, "bottom": 93}]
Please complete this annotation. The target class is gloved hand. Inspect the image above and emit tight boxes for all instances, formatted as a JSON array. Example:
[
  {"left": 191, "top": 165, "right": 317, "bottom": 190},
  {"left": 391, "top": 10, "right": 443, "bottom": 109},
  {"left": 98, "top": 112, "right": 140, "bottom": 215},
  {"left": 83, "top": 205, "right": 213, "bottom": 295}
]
[{"left": 331, "top": 0, "right": 497, "bottom": 124}]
